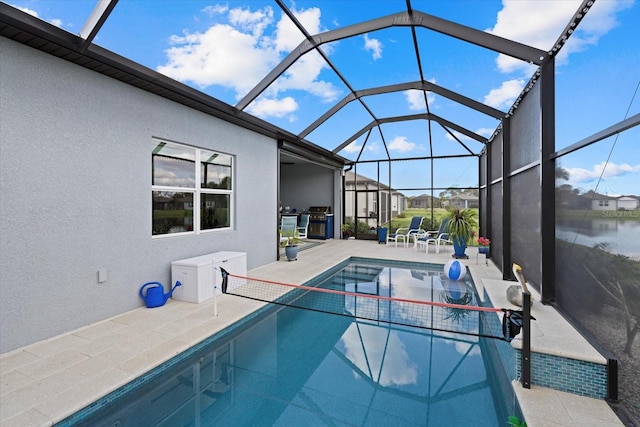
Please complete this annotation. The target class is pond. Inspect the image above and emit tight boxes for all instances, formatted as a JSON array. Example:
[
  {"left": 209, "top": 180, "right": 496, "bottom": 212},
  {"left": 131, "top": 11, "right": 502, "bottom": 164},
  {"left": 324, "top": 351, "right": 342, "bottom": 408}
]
[{"left": 557, "top": 216, "right": 640, "bottom": 258}]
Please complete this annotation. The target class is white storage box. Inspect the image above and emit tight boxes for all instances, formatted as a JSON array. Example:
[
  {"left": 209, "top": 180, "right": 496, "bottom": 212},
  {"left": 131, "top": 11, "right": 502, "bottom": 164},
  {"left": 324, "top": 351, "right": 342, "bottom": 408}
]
[{"left": 171, "top": 251, "right": 247, "bottom": 303}]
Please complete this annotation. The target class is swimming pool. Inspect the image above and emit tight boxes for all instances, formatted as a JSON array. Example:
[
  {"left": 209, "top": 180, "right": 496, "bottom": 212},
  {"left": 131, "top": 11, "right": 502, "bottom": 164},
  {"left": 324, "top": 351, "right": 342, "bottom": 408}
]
[{"left": 58, "top": 258, "right": 521, "bottom": 426}]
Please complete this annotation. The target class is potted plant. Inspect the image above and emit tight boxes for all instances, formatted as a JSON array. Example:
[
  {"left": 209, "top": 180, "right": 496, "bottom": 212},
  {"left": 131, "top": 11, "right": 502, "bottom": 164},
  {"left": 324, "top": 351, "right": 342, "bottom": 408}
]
[
  {"left": 477, "top": 236, "right": 491, "bottom": 254},
  {"left": 342, "top": 223, "right": 353, "bottom": 239},
  {"left": 445, "top": 208, "right": 477, "bottom": 259},
  {"left": 280, "top": 229, "right": 300, "bottom": 261}
]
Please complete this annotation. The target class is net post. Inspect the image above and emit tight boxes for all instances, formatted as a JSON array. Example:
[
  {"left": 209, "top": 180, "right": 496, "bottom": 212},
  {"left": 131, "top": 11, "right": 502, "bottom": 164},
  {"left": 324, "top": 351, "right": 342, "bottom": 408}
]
[
  {"left": 521, "top": 290, "right": 531, "bottom": 389},
  {"left": 214, "top": 268, "right": 230, "bottom": 317},
  {"left": 212, "top": 267, "right": 218, "bottom": 317},
  {"left": 220, "top": 268, "right": 229, "bottom": 293}
]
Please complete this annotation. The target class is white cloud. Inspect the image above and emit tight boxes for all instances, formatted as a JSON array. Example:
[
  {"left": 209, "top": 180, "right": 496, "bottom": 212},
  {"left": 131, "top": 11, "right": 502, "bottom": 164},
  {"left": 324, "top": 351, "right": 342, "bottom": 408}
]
[
  {"left": 405, "top": 90, "right": 424, "bottom": 111},
  {"left": 486, "top": 0, "right": 633, "bottom": 74},
  {"left": 267, "top": 7, "right": 341, "bottom": 103},
  {"left": 245, "top": 96, "right": 298, "bottom": 118},
  {"left": 487, "top": 0, "right": 579, "bottom": 73},
  {"left": 273, "top": 50, "right": 341, "bottom": 103},
  {"left": 157, "top": 19, "right": 277, "bottom": 96},
  {"left": 342, "top": 139, "right": 382, "bottom": 154},
  {"left": 228, "top": 5, "right": 274, "bottom": 38},
  {"left": 405, "top": 89, "right": 435, "bottom": 111},
  {"left": 157, "top": 4, "right": 341, "bottom": 118},
  {"left": 202, "top": 4, "right": 229, "bottom": 17},
  {"left": 11, "top": 5, "right": 39, "bottom": 18},
  {"left": 565, "top": 161, "right": 640, "bottom": 188},
  {"left": 388, "top": 136, "right": 418, "bottom": 152},
  {"left": 274, "top": 6, "right": 322, "bottom": 51},
  {"left": 453, "top": 341, "right": 482, "bottom": 357},
  {"left": 556, "top": 0, "right": 634, "bottom": 64},
  {"left": 363, "top": 34, "right": 383, "bottom": 60},
  {"left": 152, "top": 168, "right": 195, "bottom": 187},
  {"left": 476, "top": 127, "right": 495, "bottom": 137},
  {"left": 481, "top": 0, "right": 632, "bottom": 117},
  {"left": 11, "top": 4, "right": 64, "bottom": 28},
  {"left": 343, "top": 142, "right": 362, "bottom": 154},
  {"left": 445, "top": 131, "right": 469, "bottom": 142},
  {"left": 483, "top": 79, "right": 525, "bottom": 109},
  {"left": 341, "top": 325, "right": 418, "bottom": 387}
]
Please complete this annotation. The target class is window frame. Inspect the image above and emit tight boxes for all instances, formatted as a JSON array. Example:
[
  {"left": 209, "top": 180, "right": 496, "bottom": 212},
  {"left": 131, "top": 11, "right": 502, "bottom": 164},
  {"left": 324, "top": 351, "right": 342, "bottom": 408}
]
[{"left": 151, "top": 139, "right": 234, "bottom": 238}]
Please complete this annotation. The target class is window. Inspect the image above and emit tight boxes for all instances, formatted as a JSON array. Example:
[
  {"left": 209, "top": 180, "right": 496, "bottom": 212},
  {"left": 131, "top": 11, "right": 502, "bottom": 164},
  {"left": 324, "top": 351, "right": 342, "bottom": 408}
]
[
  {"left": 598, "top": 200, "right": 609, "bottom": 207},
  {"left": 152, "top": 140, "right": 233, "bottom": 236}
]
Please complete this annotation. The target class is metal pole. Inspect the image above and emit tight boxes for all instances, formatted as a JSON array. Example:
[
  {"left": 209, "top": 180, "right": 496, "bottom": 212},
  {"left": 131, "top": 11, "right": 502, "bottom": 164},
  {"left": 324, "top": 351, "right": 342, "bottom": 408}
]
[
  {"left": 213, "top": 268, "right": 218, "bottom": 317},
  {"left": 607, "top": 358, "right": 618, "bottom": 402},
  {"left": 521, "top": 290, "right": 531, "bottom": 388}
]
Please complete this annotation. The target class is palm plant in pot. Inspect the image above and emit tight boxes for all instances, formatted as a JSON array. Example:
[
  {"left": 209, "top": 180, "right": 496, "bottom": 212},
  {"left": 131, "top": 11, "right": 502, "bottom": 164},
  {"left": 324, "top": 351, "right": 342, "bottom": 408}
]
[
  {"left": 445, "top": 208, "right": 477, "bottom": 259},
  {"left": 280, "top": 230, "right": 300, "bottom": 261}
]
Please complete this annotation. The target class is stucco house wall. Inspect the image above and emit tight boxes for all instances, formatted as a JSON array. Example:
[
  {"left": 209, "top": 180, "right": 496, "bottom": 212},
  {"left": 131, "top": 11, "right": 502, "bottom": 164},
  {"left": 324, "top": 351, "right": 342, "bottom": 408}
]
[
  {"left": 449, "top": 195, "right": 479, "bottom": 209},
  {"left": 591, "top": 198, "right": 616, "bottom": 211},
  {"left": 280, "top": 162, "right": 336, "bottom": 214},
  {"left": 0, "top": 38, "right": 279, "bottom": 352},
  {"left": 411, "top": 195, "right": 429, "bottom": 209},
  {"left": 617, "top": 196, "right": 639, "bottom": 210}
]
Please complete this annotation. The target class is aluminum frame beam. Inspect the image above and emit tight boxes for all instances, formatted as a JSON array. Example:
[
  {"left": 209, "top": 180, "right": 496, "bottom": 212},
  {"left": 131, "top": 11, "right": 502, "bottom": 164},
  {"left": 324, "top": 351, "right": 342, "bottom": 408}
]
[
  {"left": 333, "top": 113, "right": 487, "bottom": 154},
  {"left": 299, "top": 80, "right": 504, "bottom": 140},
  {"left": 78, "top": 0, "right": 118, "bottom": 52},
  {"left": 236, "top": 10, "right": 546, "bottom": 111}
]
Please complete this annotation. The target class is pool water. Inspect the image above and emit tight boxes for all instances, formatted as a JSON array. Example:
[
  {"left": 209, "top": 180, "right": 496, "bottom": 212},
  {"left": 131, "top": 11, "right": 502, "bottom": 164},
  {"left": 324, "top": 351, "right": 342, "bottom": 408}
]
[{"left": 59, "top": 258, "right": 520, "bottom": 426}]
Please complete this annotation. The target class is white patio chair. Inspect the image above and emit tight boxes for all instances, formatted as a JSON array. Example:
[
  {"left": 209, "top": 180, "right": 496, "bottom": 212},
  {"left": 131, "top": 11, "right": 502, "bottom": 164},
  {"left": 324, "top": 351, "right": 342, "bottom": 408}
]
[
  {"left": 415, "top": 219, "right": 452, "bottom": 253},
  {"left": 388, "top": 216, "right": 425, "bottom": 247},
  {"left": 297, "top": 214, "right": 309, "bottom": 239}
]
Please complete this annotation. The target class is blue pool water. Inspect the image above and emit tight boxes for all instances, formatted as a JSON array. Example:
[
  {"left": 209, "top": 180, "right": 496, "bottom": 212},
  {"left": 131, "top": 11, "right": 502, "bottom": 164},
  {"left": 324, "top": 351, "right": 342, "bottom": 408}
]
[{"left": 59, "top": 258, "right": 520, "bottom": 426}]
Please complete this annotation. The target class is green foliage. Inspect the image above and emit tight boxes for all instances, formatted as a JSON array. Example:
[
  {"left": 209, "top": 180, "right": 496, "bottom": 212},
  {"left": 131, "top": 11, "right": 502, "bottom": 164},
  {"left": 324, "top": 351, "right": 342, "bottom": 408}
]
[
  {"left": 445, "top": 208, "right": 478, "bottom": 243},
  {"left": 390, "top": 208, "right": 456, "bottom": 232},
  {"left": 507, "top": 416, "right": 527, "bottom": 426},
  {"left": 389, "top": 208, "right": 482, "bottom": 239},
  {"left": 280, "top": 229, "right": 300, "bottom": 247},
  {"left": 356, "top": 220, "right": 373, "bottom": 234}
]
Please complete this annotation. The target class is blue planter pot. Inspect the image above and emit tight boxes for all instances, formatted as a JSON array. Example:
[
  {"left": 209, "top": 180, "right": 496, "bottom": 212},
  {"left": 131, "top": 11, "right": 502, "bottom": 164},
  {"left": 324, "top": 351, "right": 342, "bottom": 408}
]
[
  {"left": 284, "top": 245, "right": 298, "bottom": 261},
  {"left": 478, "top": 246, "right": 490, "bottom": 254},
  {"left": 452, "top": 238, "right": 468, "bottom": 259}
]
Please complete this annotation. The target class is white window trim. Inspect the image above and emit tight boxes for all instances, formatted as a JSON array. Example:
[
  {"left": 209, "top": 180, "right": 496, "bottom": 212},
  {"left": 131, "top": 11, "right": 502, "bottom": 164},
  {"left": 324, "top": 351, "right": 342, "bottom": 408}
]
[{"left": 152, "top": 139, "right": 234, "bottom": 238}]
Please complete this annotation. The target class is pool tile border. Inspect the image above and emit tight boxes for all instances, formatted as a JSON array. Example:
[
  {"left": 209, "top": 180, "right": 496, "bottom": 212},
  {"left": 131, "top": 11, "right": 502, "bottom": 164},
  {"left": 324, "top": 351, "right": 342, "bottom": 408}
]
[{"left": 515, "top": 350, "right": 608, "bottom": 399}]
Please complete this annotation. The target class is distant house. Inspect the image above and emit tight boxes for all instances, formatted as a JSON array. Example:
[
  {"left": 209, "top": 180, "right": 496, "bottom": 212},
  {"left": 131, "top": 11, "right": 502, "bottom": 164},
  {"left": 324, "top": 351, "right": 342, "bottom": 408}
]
[
  {"left": 589, "top": 193, "right": 639, "bottom": 211},
  {"left": 449, "top": 194, "right": 479, "bottom": 209},
  {"left": 617, "top": 196, "right": 639, "bottom": 210},
  {"left": 411, "top": 194, "right": 431, "bottom": 209},
  {"left": 344, "top": 171, "right": 406, "bottom": 224},
  {"left": 590, "top": 193, "right": 616, "bottom": 211}
]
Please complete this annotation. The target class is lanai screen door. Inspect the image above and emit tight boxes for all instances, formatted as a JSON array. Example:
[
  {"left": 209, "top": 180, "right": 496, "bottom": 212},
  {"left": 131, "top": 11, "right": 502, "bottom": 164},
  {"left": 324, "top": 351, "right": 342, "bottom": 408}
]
[{"left": 355, "top": 190, "right": 378, "bottom": 240}]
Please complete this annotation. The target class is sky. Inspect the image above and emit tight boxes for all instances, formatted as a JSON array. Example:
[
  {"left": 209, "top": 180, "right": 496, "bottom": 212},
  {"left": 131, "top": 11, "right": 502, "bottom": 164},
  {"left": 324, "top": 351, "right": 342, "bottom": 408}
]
[{"left": 6, "top": 0, "right": 639, "bottom": 196}]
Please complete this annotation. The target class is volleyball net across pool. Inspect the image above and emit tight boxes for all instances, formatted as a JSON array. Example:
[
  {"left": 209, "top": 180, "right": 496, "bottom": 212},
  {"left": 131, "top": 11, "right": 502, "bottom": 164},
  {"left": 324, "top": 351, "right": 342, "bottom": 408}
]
[{"left": 218, "top": 269, "right": 531, "bottom": 344}]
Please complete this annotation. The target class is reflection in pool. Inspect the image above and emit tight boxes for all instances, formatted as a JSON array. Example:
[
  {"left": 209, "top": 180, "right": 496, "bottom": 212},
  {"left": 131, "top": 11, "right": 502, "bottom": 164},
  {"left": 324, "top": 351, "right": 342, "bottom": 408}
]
[{"left": 61, "top": 258, "right": 520, "bottom": 427}]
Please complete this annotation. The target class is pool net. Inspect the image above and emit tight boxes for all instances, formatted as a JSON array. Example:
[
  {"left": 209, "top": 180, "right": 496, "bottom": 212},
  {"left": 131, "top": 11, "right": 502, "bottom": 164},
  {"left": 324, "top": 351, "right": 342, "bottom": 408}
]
[{"left": 220, "top": 269, "right": 528, "bottom": 342}]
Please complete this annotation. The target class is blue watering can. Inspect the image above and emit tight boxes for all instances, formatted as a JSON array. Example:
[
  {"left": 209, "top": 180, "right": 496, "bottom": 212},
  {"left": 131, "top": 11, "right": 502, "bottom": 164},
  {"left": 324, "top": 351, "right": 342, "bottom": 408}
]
[{"left": 139, "top": 281, "right": 182, "bottom": 308}]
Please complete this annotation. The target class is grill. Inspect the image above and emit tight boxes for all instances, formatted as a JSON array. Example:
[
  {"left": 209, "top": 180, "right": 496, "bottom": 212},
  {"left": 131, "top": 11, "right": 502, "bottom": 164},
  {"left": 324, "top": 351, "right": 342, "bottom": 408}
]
[{"left": 308, "top": 206, "right": 334, "bottom": 239}]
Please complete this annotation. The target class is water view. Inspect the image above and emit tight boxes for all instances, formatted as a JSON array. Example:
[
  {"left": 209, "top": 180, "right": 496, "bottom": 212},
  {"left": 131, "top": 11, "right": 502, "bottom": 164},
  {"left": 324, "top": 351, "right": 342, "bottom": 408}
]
[{"left": 557, "top": 216, "right": 640, "bottom": 258}]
